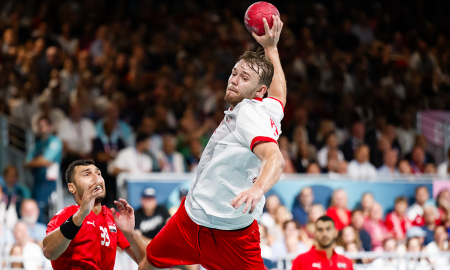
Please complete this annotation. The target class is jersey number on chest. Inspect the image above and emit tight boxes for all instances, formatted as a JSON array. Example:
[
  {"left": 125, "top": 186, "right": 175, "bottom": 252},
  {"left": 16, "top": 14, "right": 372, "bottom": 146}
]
[{"left": 100, "top": 226, "right": 110, "bottom": 246}]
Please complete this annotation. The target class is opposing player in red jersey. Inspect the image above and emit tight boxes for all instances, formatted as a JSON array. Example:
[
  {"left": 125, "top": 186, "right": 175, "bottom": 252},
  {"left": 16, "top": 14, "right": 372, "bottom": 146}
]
[
  {"left": 43, "top": 160, "right": 137, "bottom": 270},
  {"left": 112, "top": 16, "right": 286, "bottom": 270}
]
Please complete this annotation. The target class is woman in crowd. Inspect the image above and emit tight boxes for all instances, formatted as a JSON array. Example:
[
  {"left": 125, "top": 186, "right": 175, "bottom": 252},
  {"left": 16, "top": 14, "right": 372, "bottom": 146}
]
[{"left": 327, "top": 189, "right": 352, "bottom": 230}]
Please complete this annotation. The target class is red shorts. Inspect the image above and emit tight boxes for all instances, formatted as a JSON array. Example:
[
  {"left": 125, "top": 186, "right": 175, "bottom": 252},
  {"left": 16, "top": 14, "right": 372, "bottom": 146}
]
[{"left": 146, "top": 199, "right": 264, "bottom": 270}]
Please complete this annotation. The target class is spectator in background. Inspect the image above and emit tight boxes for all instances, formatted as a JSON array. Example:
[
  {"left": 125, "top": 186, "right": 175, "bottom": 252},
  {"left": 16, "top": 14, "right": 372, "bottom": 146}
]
[
  {"left": 405, "top": 226, "right": 428, "bottom": 250},
  {"left": 31, "top": 96, "right": 66, "bottom": 134},
  {"left": 110, "top": 133, "right": 152, "bottom": 176},
  {"left": 0, "top": 184, "right": 18, "bottom": 230},
  {"left": 351, "top": 209, "right": 372, "bottom": 251},
  {"left": 59, "top": 58, "right": 80, "bottom": 94},
  {"left": 396, "top": 112, "right": 416, "bottom": 156},
  {"left": 20, "top": 199, "right": 46, "bottom": 245},
  {"left": 406, "top": 136, "right": 436, "bottom": 165},
  {"left": 168, "top": 188, "right": 188, "bottom": 216},
  {"left": 9, "top": 245, "right": 24, "bottom": 269},
  {"left": 424, "top": 163, "right": 437, "bottom": 174},
  {"left": 407, "top": 186, "right": 430, "bottom": 226},
  {"left": 58, "top": 102, "right": 97, "bottom": 178},
  {"left": 7, "top": 222, "right": 45, "bottom": 270},
  {"left": 278, "top": 136, "right": 296, "bottom": 173},
  {"left": 92, "top": 120, "right": 125, "bottom": 207},
  {"left": 292, "top": 187, "right": 314, "bottom": 226},
  {"left": 422, "top": 205, "right": 439, "bottom": 245},
  {"left": 260, "top": 195, "right": 281, "bottom": 231},
  {"left": 270, "top": 206, "right": 293, "bottom": 243},
  {"left": 95, "top": 102, "right": 133, "bottom": 146},
  {"left": 341, "top": 122, "right": 365, "bottom": 162},
  {"left": 9, "top": 81, "right": 39, "bottom": 127},
  {"left": 399, "top": 159, "right": 413, "bottom": 174},
  {"left": 352, "top": 12, "right": 374, "bottom": 46},
  {"left": 0, "top": 186, "right": 15, "bottom": 246},
  {"left": 293, "top": 141, "right": 317, "bottom": 173},
  {"left": 436, "top": 190, "right": 450, "bottom": 225},
  {"left": 400, "top": 237, "right": 431, "bottom": 269},
  {"left": 426, "top": 225, "right": 450, "bottom": 269},
  {"left": 134, "top": 188, "right": 170, "bottom": 242},
  {"left": 270, "top": 220, "right": 308, "bottom": 267},
  {"left": 410, "top": 147, "right": 426, "bottom": 174},
  {"left": 300, "top": 204, "right": 325, "bottom": 249},
  {"left": 437, "top": 148, "right": 450, "bottom": 178},
  {"left": 306, "top": 163, "right": 321, "bottom": 174},
  {"left": 335, "top": 226, "right": 363, "bottom": 254},
  {"left": 360, "top": 193, "right": 375, "bottom": 218},
  {"left": 316, "top": 133, "right": 344, "bottom": 168},
  {"left": 363, "top": 203, "right": 391, "bottom": 251},
  {"left": 334, "top": 19, "right": 360, "bottom": 52},
  {"left": 377, "top": 149, "right": 399, "bottom": 176},
  {"left": 157, "top": 134, "right": 186, "bottom": 173},
  {"left": 185, "top": 139, "right": 203, "bottom": 172},
  {"left": 385, "top": 197, "right": 412, "bottom": 241},
  {"left": 370, "top": 135, "right": 391, "bottom": 168},
  {"left": 327, "top": 189, "right": 351, "bottom": 230},
  {"left": 24, "top": 116, "right": 62, "bottom": 223},
  {"left": 348, "top": 145, "right": 377, "bottom": 178},
  {"left": 139, "top": 116, "right": 163, "bottom": 156},
  {"left": 1, "top": 165, "right": 31, "bottom": 219},
  {"left": 370, "top": 238, "right": 399, "bottom": 269}
]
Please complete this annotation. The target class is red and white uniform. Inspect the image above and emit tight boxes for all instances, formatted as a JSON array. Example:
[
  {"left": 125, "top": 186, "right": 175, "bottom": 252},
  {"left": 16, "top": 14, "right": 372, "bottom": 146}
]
[
  {"left": 292, "top": 246, "right": 354, "bottom": 270},
  {"left": 47, "top": 205, "right": 130, "bottom": 270},
  {"left": 146, "top": 97, "right": 284, "bottom": 270},
  {"left": 186, "top": 97, "right": 283, "bottom": 230},
  {"left": 385, "top": 211, "right": 412, "bottom": 240}
]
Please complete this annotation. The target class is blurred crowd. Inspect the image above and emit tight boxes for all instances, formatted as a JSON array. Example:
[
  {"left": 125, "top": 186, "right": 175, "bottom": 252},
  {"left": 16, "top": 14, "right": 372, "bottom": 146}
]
[
  {"left": 258, "top": 186, "right": 450, "bottom": 269},
  {"left": 1, "top": 0, "right": 450, "bottom": 268}
]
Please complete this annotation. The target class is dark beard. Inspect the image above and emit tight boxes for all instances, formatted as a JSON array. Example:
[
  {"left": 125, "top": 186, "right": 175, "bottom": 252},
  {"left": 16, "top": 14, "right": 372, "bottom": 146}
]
[
  {"left": 317, "top": 238, "right": 335, "bottom": 249},
  {"left": 95, "top": 194, "right": 106, "bottom": 204}
]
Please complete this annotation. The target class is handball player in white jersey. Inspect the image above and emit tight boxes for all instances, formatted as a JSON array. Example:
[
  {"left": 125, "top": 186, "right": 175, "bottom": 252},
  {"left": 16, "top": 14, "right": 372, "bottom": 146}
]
[{"left": 113, "top": 16, "right": 286, "bottom": 270}]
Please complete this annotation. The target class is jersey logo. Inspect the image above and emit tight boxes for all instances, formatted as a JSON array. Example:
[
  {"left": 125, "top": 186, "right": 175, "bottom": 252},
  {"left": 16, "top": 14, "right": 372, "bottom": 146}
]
[
  {"left": 337, "top": 262, "right": 347, "bottom": 268},
  {"left": 109, "top": 225, "right": 117, "bottom": 233},
  {"left": 312, "top": 262, "right": 322, "bottom": 269},
  {"left": 87, "top": 221, "right": 95, "bottom": 227},
  {"left": 252, "top": 177, "right": 257, "bottom": 184},
  {"left": 270, "top": 118, "right": 279, "bottom": 136}
]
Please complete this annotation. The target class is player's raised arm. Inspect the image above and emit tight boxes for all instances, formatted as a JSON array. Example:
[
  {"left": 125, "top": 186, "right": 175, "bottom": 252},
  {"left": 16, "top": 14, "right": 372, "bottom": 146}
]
[
  {"left": 43, "top": 179, "right": 102, "bottom": 260},
  {"left": 252, "top": 15, "right": 286, "bottom": 107}
]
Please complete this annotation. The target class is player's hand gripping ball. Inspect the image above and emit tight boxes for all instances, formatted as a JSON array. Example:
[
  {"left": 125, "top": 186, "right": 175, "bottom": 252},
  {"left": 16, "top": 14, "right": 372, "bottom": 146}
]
[{"left": 244, "top": 2, "right": 280, "bottom": 36}]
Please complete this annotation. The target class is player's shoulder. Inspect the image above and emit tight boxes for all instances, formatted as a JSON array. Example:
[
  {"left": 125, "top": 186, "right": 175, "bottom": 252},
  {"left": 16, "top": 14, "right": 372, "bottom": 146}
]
[
  {"left": 236, "top": 98, "right": 269, "bottom": 117},
  {"left": 263, "top": 97, "right": 284, "bottom": 111},
  {"left": 292, "top": 249, "right": 312, "bottom": 264},
  {"left": 54, "top": 205, "right": 80, "bottom": 217}
]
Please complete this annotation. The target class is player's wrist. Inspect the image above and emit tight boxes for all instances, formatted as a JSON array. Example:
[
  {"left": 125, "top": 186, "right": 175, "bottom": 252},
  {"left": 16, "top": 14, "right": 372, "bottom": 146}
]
[
  {"left": 60, "top": 215, "right": 82, "bottom": 240},
  {"left": 264, "top": 46, "right": 278, "bottom": 52}
]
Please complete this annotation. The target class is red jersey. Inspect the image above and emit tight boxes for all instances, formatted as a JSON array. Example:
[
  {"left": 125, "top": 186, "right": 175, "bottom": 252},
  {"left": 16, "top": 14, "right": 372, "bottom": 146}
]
[
  {"left": 385, "top": 212, "right": 412, "bottom": 240},
  {"left": 46, "top": 205, "right": 130, "bottom": 270},
  {"left": 326, "top": 207, "right": 351, "bottom": 231},
  {"left": 292, "top": 246, "right": 354, "bottom": 270}
]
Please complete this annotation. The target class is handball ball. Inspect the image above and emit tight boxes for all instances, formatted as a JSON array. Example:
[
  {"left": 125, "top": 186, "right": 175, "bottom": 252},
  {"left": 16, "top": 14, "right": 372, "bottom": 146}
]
[{"left": 244, "top": 2, "right": 280, "bottom": 36}]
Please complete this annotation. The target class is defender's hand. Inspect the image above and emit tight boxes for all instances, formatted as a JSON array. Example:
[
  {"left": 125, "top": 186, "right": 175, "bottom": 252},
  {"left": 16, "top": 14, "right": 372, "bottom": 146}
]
[
  {"left": 74, "top": 179, "right": 102, "bottom": 225},
  {"left": 111, "top": 198, "right": 135, "bottom": 236},
  {"left": 252, "top": 15, "right": 283, "bottom": 49},
  {"left": 230, "top": 187, "right": 264, "bottom": 214}
]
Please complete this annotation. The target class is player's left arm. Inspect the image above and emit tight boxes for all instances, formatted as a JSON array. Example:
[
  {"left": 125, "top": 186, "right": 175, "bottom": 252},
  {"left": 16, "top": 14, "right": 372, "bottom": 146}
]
[
  {"left": 230, "top": 142, "right": 285, "bottom": 214},
  {"left": 253, "top": 16, "right": 286, "bottom": 107}
]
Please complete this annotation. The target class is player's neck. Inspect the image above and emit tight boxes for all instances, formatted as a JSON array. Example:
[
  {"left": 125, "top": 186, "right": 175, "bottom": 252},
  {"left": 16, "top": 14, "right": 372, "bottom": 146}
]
[
  {"left": 92, "top": 203, "right": 102, "bottom": 215},
  {"left": 316, "top": 244, "right": 334, "bottom": 259}
]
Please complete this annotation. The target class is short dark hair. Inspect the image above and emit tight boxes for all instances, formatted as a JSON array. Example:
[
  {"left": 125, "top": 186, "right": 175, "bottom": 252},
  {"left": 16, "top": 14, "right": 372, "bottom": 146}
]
[
  {"left": 316, "top": 215, "right": 335, "bottom": 227},
  {"left": 351, "top": 209, "right": 363, "bottom": 217},
  {"left": 3, "top": 165, "right": 18, "bottom": 177},
  {"left": 136, "top": 132, "right": 150, "bottom": 144},
  {"left": 237, "top": 49, "right": 274, "bottom": 89},
  {"left": 65, "top": 159, "right": 95, "bottom": 184}
]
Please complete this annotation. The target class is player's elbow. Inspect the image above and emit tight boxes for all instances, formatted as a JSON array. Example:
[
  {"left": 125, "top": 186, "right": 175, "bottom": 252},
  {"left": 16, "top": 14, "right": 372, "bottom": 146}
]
[{"left": 43, "top": 247, "right": 57, "bottom": 261}]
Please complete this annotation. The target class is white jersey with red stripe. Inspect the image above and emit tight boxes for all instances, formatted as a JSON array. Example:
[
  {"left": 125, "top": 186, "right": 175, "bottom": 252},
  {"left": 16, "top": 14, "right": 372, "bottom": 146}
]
[{"left": 185, "top": 97, "right": 284, "bottom": 230}]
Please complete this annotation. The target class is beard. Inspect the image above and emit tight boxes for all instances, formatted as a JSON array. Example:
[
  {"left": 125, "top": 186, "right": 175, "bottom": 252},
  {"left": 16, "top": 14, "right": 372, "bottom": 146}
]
[
  {"left": 224, "top": 88, "right": 256, "bottom": 107},
  {"left": 95, "top": 194, "right": 106, "bottom": 204},
  {"left": 317, "top": 238, "right": 335, "bottom": 249}
]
